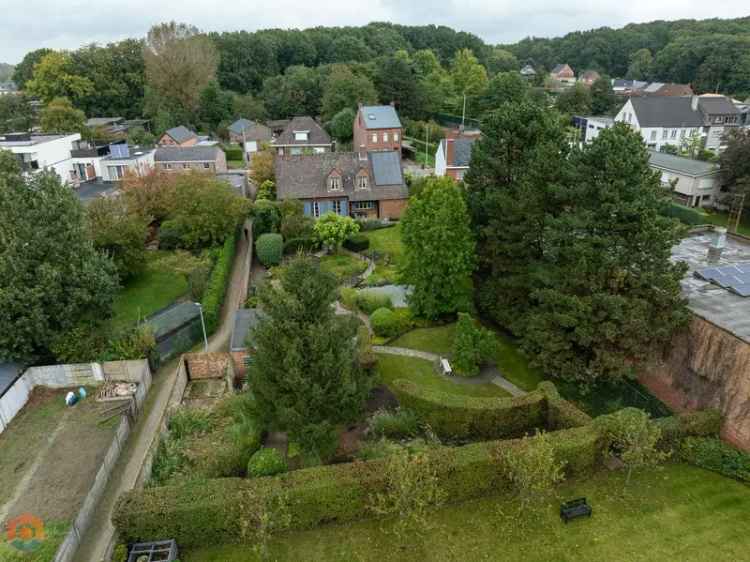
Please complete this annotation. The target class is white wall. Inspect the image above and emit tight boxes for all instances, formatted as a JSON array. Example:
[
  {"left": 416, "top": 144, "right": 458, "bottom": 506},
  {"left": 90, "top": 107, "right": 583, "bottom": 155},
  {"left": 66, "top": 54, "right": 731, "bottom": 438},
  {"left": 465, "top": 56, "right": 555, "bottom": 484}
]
[
  {"left": 102, "top": 151, "right": 155, "bottom": 181},
  {"left": 435, "top": 141, "right": 447, "bottom": 176},
  {"left": 9, "top": 134, "right": 81, "bottom": 185}
]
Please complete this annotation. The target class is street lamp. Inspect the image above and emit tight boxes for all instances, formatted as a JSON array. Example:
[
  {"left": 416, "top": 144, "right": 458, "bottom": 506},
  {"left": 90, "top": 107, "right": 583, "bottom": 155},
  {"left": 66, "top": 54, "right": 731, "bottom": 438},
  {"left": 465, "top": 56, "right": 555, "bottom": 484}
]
[{"left": 194, "top": 302, "right": 208, "bottom": 352}]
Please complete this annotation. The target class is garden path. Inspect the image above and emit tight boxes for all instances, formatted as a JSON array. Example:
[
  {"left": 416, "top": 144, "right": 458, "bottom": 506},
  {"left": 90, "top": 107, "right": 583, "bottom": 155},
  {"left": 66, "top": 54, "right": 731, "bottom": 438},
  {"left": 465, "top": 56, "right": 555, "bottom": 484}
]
[{"left": 373, "top": 346, "right": 526, "bottom": 397}]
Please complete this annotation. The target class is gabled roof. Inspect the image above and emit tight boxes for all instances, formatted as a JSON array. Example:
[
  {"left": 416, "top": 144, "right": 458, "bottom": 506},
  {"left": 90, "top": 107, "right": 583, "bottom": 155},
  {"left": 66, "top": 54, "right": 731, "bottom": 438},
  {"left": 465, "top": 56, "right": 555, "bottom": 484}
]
[
  {"left": 581, "top": 70, "right": 600, "bottom": 81},
  {"left": 699, "top": 95, "right": 740, "bottom": 116},
  {"left": 155, "top": 146, "right": 222, "bottom": 162},
  {"left": 648, "top": 150, "right": 719, "bottom": 178},
  {"left": 275, "top": 152, "right": 408, "bottom": 202},
  {"left": 231, "top": 308, "right": 263, "bottom": 351},
  {"left": 629, "top": 97, "right": 704, "bottom": 128},
  {"left": 243, "top": 123, "right": 273, "bottom": 143},
  {"left": 551, "top": 64, "right": 573, "bottom": 75},
  {"left": 612, "top": 79, "right": 648, "bottom": 90},
  {"left": 163, "top": 126, "right": 197, "bottom": 144},
  {"left": 229, "top": 118, "right": 255, "bottom": 135},
  {"left": 359, "top": 105, "right": 402, "bottom": 130},
  {"left": 275, "top": 116, "right": 331, "bottom": 146},
  {"left": 520, "top": 64, "right": 536, "bottom": 75},
  {"left": 441, "top": 137, "right": 476, "bottom": 168},
  {"left": 86, "top": 117, "right": 124, "bottom": 127}
]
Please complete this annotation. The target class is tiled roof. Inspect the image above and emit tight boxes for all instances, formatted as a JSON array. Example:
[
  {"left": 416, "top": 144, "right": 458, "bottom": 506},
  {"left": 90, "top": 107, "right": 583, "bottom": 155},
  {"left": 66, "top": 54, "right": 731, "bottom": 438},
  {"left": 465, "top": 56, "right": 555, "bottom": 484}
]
[
  {"left": 275, "top": 116, "right": 331, "bottom": 146},
  {"left": 155, "top": 146, "right": 221, "bottom": 162},
  {"left": 275, "top": 152, "right": 408, "bottom": 202},
  {"left": 164, "top": 126, "right": 197, "bottom": 144},
  {"left": 648, "top": 150, "right": 718, "bottom": 177},
  {"left": 451, "top": 138, "right": 475, "bottom": 167},
  {"left": 359, "top": 105, "right": 402, "bottom": 130},
  {"left": 231, "top": 308, "right": 263, "bottom": 351},
  {"left": 699, "top": 96, "right": 740, "bottom": 116},
  {"left": 243, "top": 123, "right": 273, "bottom": 143},
  {"left": 629, "top": 97, "right": 704, "bottom": 127},
  {"left": 229, "top": 118, "right": 255, "bottom": 135}
]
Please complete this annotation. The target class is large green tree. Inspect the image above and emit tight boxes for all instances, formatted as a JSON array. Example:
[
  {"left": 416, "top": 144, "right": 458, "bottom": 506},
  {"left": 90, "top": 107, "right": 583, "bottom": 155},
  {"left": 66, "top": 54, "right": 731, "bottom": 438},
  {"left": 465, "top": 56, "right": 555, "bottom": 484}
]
[
  {"left": 320, "top": 64, "right": 378, "bottom": 122},
  {"left": 261, "top": 65, "right": 322, "bottom": 120},
  {"left": 39, "top": 97, "right": 86, "bottom": 133},
  {"left": 401, "top": 177, "right": 475, "bottom": 319},
  {"left": 249, "top": 257, "right": 372, "bottom": 457},
  {"left": 478, "top": 72, "right": 530, "bottom": 115},
  {"left": 12, "top": 48, "right": 53, "bottom": 89},
  {"left": 0, "top": 94, "right": 33, "bottom": 133},
  {"left": 719, "top": 128, "right": 750, "bottom": 205},
  {"left": 25, "top": 51, "right": 94, "bottom": 104},
  {"left": 590, "top": 75, "right": 616, "bottom": 115},
  {"left": 556, "top": 82, "right": 592, "bottom": 116},
  {"left": 0, "top": 152, "right": 118, "bottom": 362}
]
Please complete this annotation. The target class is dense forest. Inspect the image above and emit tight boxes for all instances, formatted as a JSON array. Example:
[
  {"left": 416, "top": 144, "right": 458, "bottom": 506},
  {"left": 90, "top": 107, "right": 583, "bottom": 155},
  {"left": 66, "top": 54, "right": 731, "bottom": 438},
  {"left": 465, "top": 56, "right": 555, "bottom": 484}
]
[{"left": 3, "top": 17, "right": 750, "bottom": 137}]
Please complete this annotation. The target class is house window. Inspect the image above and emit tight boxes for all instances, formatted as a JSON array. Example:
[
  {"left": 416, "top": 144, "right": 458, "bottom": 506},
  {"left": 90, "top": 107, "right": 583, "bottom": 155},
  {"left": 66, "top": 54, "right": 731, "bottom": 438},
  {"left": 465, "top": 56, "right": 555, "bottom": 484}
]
[
  {"left": 383, "top": 132, "right": 389, "bottom": 142},
  {"left": 183, "top": 163, "right": 190, "bottom": 169},
  {"left": 165, "top": 163, "right": 172, "bottom": 169},
  {"left": 313, "top": 201, "right": 320, "bottom": 218},
  {"left": 371, "top": 133, "right": 377, "bottom": 143},
  {"left": 353, "top": 201, "right": 374, "bottom": 210},
  {"left": 670, "top": 129, "right": 678, "bottom": 139},
  {"left": 294, "top": 131, "right": 309, "bottom": 141},
  {"left": 328, "top": 176, "right": 342, "bottom": 191},
  {"left": 662, "top": 129, "right": 668, "bottom": 139},
  {"left": 356, "top": 175, "right": 369, "bottom": 190},
  {"left": 333, "top": 200, "right": 342, "bottom": 215},
  {"left": 394, "top": 133, "right": 399, "bottom": 142},
  {"left": 203, "top": 163, "right": 210, "bottom": 169},
  {"left": 290, "top": 147, "right": 302, "bottom": 155},
  {"left": 680, "top": 129, "right": 686, "bottom": 139},
  {"left": 650, "top": 130, "right": 657, "bottom": 141}
]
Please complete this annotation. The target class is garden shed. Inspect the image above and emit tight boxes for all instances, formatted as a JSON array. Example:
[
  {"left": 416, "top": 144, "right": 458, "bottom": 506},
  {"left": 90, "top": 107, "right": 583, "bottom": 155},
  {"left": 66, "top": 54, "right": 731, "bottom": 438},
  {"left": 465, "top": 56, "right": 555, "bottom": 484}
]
[{"left": 146, "top": 302, "right": 203, "bottom": 364}]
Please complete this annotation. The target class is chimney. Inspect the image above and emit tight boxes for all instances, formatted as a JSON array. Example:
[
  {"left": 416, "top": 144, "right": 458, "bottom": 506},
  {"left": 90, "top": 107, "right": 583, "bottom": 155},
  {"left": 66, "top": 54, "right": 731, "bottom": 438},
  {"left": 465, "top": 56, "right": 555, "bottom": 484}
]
[
  {"left": 707, "top": 227, "right": 727, "bottom": 264},
  {"left": 390, "top": 101, "right": 395, "bottom": 107},
  {"left": 691, "top": 95, "right": 699, "bottom": 111}
]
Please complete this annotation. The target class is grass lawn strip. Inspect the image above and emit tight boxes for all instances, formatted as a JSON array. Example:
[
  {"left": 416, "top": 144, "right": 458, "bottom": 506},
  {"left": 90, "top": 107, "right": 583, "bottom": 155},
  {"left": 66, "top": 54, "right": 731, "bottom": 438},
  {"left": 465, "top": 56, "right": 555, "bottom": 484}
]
[
  {"left": 183, "top": 463, "right": 750, "bottom": 562},
  {"left": 319, "top": 254, "right": 368, "bottom": 282},
  {"left": 375, "top": 353, "right": 508, "bottom": 398},
  {"left": 361, "top": 225, "right": 403, "bottom": 284}
]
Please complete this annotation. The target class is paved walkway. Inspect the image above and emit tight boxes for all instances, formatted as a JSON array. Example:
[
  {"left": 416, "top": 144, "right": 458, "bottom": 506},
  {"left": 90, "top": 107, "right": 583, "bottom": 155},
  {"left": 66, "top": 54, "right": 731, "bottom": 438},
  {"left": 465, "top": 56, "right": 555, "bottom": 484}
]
[
  {"left": 76, "top": 232, "right": 251, "bottom": 562},
  {"left": 373, "top": 345, "right": 527, "bottom": 397}
]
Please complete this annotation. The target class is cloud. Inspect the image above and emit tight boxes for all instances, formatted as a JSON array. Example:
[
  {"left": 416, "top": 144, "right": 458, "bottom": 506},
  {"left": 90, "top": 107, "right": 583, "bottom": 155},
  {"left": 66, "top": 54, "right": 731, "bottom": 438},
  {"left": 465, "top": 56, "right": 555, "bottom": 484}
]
[{"left": 2, "top": 0, "right": 749, "bottom": 63}]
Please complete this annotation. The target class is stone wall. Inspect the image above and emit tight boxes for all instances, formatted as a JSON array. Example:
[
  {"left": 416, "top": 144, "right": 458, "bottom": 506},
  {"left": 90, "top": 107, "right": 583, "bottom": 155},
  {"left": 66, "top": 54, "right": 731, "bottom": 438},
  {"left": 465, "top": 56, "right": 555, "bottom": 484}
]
[{"left": 640, "top": 315, "right": 750, "bottom": 449}]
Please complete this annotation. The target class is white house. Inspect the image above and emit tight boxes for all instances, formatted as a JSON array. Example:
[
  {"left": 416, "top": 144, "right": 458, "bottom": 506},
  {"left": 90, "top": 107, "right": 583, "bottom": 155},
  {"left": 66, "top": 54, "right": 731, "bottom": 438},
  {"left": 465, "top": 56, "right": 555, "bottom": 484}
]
[
  {"left": 648, "top": 150, "right": 721, "bottom": 208},
  {"left": 572, "top": 115, "right": 614, "bottom": 144},
  {"left": 615, "top": 95, "right": 740, "bottom": 152},
  {"left": 435, "top": 135, "right": 477, "bottom": 181},
  {"left": 0, "top": 132, "right": 81, "bottom": 184},
  {"left": 100, "top": 144, "right": 155, "bottom": 182}
]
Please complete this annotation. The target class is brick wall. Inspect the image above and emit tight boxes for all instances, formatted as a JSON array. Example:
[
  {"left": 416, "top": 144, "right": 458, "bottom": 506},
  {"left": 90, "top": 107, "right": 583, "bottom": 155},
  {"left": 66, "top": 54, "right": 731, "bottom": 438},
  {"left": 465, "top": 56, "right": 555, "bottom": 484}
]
[
  {"left": 184, "top": 352, "right": 232, "bottom": 380},
  {"left": 379, "top": 198, "right": 408, "bottom": 219}
]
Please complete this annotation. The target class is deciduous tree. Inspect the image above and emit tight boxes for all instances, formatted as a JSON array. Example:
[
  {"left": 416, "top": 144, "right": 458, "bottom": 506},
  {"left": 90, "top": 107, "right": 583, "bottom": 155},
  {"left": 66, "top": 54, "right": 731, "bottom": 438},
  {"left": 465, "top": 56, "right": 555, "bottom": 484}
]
[
  {"left": 39, "top": 97, "right": 86, "bottom": 133},
  {"left": 25, "top": 51, "right": 93, "bottom": 104},
  {"left": 313, "top": 212, "right": 359, "bottom": 250},
  {"left": 12, "top": 48, "right": 53, "bottom": 89},
  {"left": 320, "top": 64, "right": 378, "bottom": 122}
]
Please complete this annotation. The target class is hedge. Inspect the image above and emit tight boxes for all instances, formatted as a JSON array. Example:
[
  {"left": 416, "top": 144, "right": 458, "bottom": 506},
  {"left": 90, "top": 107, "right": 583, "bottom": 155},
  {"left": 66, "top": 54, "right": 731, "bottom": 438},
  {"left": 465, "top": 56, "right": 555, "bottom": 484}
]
[
  {"left": 223, "top": 146, "right": 244, "bottom": 161},
  {"left": 663, "top": 203, "right": 706, "bottom": 226},
  {"left": 114, "top": 426, "right": 602, "bottom": 548},
  {"left": 284, "top": 236, "right": 318, "bottom": 255},
  {"left": 537, "top": 382, "right": 593, "bottom": 430},
  {"left": 201, "top": 232, "right": 237, "bottom": 334},
  {"left": 678, "top": 436, "right": 750, "bottom": 482},
  {"left": 654, "top": 409, "right": 722, "bottom": 451},
  {"left": 343, "top": 234, "right": 370, "bottom": 252},
  {"left": 255, "top": 233, "right": 283, "bottom": 267},
  {"left": 390, "top": 379, "right": 547, "bottom": 440}
]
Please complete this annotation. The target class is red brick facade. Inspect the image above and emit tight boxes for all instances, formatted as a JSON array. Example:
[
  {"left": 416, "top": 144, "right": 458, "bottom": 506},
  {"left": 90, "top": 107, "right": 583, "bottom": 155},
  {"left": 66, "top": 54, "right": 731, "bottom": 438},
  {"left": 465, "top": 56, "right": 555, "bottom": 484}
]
[
  {"left": 158, "top": 134, "right": 198, "bottom": 147},
  {"left": 353, "top": 106, "right": 402, "bottom": 153},
  {"left": 379, "top": 198, "right": 408, "bottom": 219}
]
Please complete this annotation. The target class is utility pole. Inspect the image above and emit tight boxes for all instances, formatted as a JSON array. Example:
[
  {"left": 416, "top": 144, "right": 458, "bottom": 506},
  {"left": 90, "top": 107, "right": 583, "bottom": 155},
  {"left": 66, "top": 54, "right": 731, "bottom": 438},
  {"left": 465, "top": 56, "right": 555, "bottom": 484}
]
[
  {"left": 461, "top": 93, "right": 467, "bottom": 129},
  {"left": 194, "top": 302, "right": 208, "bottom": 352}
]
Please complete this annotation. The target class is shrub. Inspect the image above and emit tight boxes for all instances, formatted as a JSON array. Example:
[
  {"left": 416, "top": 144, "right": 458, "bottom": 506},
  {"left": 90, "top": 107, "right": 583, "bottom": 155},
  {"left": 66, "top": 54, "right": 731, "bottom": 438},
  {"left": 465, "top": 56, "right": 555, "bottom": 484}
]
[
  {"left": 653, "top": 409, "right": 722, "bottom": 451},
  {"left": 169, "top": 408, "right": 213, "bottom": 439},
  {"left": 256, "top": 233, "right": 283, "bottom": 267},
  {"left": 158, "top": 220, "right": 182, "bottom": 250},
  {"left": 252, "top": 200, "right": 281, "bottom": 238},
  {"left": 369, "top": 408, "right": 420, "bottom": 439},
  {"left": 313, "top": 212, "right": 360, "bottom": 249},
  {"left": 256, "top": 180, "right": 275, "bottom": 201},
  {"left": 679, "top": 437, "right": 750, "bottom": 482},
  {"left": 223, "top": 145, "right": 244, "bottom": 161},
  {"left": 106, "top": 324, "right": 157, "bottom": 362},
  {"left": 343, "top": 234, "right": 370, "bottom": 252},
  {"left": 202, "top": 233, "right": 237, "bottom": 334},
  {"left": 339, "top": 287, "right": 358, "bottom": 310},
  {"left": 283, "top": 236, "right": 318, "bottom": 254},
  {"left": 451, "top": 313, "right": 497, "bottom": 377},
  {"left": 248, "top": 448, "right": 288, "bottom": 478},
  {"left": 281, "top": 214, "right": 314, "bottom": 240},
  {"left": 356, "top": 292, "right": 393, "bottom": 315},
  {"left": 370, "top": 307, "right": 412, "bottom": 338}
]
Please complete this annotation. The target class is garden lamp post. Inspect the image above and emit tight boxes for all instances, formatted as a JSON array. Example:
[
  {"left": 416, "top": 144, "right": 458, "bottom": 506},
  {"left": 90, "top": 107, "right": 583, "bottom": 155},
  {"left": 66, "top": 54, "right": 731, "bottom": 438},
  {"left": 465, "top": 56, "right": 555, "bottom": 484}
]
[{"left": 194, "top": 302, "right": 208, "bottom": 352}]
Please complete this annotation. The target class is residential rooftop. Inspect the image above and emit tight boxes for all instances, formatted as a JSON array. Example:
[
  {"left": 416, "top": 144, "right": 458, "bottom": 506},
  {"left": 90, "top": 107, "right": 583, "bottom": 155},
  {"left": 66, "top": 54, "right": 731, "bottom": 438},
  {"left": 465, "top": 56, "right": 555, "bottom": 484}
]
[
  {"left": 0, "top": 133, "right": 76, "bottom": 147},
  {"left": 359, "top": 105, "right": 402, "bottom": 130},
  {"left": 275, "top": 116, "right": 331, "bottom": 146},
  {"left": 673, "top": 230, "right": 750, "bottom": 343},
  {"left": 648, "top": 150, "right": 719, "bottom": 177},
  {"left": 155, "top": 146, "right": 222, "bottom": 162}
]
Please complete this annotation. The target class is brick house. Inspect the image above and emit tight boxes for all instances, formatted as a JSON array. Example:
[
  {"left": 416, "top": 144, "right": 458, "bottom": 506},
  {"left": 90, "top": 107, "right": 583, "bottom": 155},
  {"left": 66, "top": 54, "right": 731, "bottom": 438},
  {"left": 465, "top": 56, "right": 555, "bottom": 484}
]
[
  {"left": 579, "top": 70, "right": 601, "bottom": 87},
  {"left": 353, "top": 104, "right": 402, "bottom": 153},
  {"left": 274, "top": 116, "right": 332, "bottom": 156},
  {"left": 158, "top": 126, "right": 199, "bottom": 147},
  {"left": 275, "top": 150, "right": 408, "bottom": 220},
  {"left": 549, "top": 64, "right": 576, "bottom": 85},
  {"left": 154, "top": 146, "right": 228, "bottom": 173}
]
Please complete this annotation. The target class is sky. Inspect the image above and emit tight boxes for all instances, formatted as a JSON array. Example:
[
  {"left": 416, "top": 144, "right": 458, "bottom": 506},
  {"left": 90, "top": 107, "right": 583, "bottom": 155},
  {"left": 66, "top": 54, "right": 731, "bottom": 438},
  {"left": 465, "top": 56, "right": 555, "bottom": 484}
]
[{"left": 2, "top": 1, "right": 749, "bottom": 64}]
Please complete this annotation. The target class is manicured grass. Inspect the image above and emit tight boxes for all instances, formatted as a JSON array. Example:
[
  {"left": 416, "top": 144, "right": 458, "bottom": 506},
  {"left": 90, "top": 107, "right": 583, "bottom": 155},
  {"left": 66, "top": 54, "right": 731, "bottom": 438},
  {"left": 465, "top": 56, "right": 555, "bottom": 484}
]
[
  {"left": 494, "top": 331, "right": 545, "bottom": 391},
  {"left": 375, "top": 354, "right": 509, "bottom": 398},
  {"left": 319, "top": 254, "right": 368, "bottom": 282},
  {"left": 184, "top": 463, "right": 750, "bottom": 562},
  {"left": 391, "top": 324, "right": 456, "bottom": 356},
  {"left": 227, "top": 159, "right": 246, "bottom": 170},
  {"left": 362, "top": 224, "right": 403, "bottom": 265},
  {"left": 110, "top": 251, "right": 189, "bottom": 330}
]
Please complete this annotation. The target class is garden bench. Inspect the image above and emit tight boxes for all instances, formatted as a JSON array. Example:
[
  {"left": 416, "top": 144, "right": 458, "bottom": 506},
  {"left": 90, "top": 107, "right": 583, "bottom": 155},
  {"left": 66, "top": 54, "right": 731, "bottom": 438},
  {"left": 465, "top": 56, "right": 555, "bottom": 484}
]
[
  {"left": 560, "top": 498, "right": 592, "bottom": 523},
  {"left": 440, "top": 358, "right": 452, "bottom": 376}
]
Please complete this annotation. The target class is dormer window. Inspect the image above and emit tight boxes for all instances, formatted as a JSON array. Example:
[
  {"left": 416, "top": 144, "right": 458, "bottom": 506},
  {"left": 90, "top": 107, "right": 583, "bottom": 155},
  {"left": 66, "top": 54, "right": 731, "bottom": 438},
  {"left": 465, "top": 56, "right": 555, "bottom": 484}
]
[
  {"left": 328, "top": 172, "right": 342, "bottom": 191},
  {"left": 356, "top": 173, "right": 369, "bottom": 190},
  {"left": 294, "top": 130, "right": 309, "bottom": 142}
]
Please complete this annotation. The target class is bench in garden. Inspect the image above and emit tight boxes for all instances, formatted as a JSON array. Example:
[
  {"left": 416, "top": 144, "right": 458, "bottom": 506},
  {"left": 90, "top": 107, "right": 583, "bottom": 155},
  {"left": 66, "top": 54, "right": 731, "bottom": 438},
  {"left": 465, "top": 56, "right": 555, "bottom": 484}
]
[
  {"left": 440, "top": 358, "right": 452, "bottom": 376},
  {"left": 560, "top": 498, "right": 592, "bottom": 523}
]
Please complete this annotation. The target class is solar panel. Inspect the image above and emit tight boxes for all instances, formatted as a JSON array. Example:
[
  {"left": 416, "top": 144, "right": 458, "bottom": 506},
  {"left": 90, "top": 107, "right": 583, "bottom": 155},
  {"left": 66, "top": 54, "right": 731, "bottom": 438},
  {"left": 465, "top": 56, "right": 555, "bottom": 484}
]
[{"left": 695, "top": 263, "right": 750, "bottom": 298}]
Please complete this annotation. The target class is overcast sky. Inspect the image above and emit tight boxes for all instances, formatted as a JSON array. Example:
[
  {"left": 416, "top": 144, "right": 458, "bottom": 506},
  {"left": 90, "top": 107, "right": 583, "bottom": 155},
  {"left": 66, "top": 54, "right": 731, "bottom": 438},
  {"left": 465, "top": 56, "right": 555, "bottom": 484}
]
[{"left": 3, "top": 1, "right": 749, "bottom": 64}]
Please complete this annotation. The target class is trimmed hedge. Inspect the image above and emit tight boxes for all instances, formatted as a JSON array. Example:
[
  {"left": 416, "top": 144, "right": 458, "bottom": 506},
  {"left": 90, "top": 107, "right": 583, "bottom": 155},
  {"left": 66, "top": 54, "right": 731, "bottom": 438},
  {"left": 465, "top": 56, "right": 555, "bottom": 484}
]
[
  {"left": 537, "top": 382, "right": 593, "bottom": 430},
  {"left": 679, "top": 436, "right": 750, "bottom": 482},
  {"left": 248, "top": 447, "right": 288, "bottom": 477},
  {"left": 356, "top": 292, "right": 392, "bottom": 315},
  {"left": 201, "top": 232, "right": 237, "bottom": 334},
  {"left": 663, "top": 203, "right": 706, "bottom": 226},
  {"left": 256, "top": 233, "right": 283, "bottom": 267},
  {"left": 223, "top": 146, "right": 243, "bottom": 161},
  {"left": 113, "top": 426, "right": 602, "bottom": 548},
  {"left": 653, "top": 409, "right": 722, "bottom": 451},
  {"left": 391, "top": 379, "right": 547, "bottom": 440},
  {"left": 370, "top": 307, "right": 412, "bottom": 338},
  {"left": 343, "top": 234, "right": 370, "bottom": 252},
  {"left": 284, "top": 236, "right": 318, "bottom": 255}
]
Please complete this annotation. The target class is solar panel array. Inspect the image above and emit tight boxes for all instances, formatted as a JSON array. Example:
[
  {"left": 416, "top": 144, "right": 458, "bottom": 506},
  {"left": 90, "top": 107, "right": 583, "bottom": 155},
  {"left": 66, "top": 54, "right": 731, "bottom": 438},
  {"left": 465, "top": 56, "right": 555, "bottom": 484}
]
[{"left": 694, "top": 263, "right": 750, "bottom": 297}]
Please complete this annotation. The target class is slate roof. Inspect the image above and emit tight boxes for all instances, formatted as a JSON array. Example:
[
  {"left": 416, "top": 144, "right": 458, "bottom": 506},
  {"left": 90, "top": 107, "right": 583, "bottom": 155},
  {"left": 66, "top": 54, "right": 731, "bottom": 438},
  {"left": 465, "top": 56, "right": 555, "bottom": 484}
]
[
  {"left": 551, "top": 64, "right": 572, "bottom": 75},
  {"left": 275, "top": 152, "right": 408, "bottom": 202},
  {"left": 452, "top": 138, "right": 475, "bottom": 167},
  {"left": 155, "top": 146, "right": 222, "bottom": 162},
  {"left": 612, "top": 79, "right": 647, "bottom": 90},
  {"left": 581, "top": 70, "right": 600, "bottom": 81},
  {"left": 243, "top": 123, "right": 273, "bottom": 143},
  {"left": 520, "top": 64, "right": 536, "bottom": 75},
  {"left": 648, "top": 150, "right": 719, "bottom": 177},
  {"left": 275, "top": 116, "right": 331, "bottom": 146},
  {"left": 629, "top": 97, "right": 704, "bottom": 128},
  {"left": 699, "top": 96, "right": 740, "bottom": 116},
  {"left": 359, "top": 105, "right": 402, "bottom": 130},
  {"left": 231, "top": 308, "right": 263, "bottom": 351},
  {"left": 164, "top": 126, "right": 198, "bottom": 144},
  {"left": 229, "top": 118, "right": 255, "bottom": 135},
  {"left": 0, "top": 363, "right": 23, "bottom": 398}
]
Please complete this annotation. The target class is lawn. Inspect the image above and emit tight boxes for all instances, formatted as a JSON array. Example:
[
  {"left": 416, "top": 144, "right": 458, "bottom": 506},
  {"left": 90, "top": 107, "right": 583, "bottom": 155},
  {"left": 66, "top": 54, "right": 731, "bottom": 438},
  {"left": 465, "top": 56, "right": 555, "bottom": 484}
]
[
  {"left": 110, "top": 251, "right": 189, "bottom": 330},
  {"left": 391, "top": 323, "right": 456, "bottom": 356},
  {"left": 184, "top": 463, "right": 750, "bottom": 562},
  {"left": 319, "top": 253, "right": 368, "bottom": 282},
  {"left": 375, "top": 353, "right": 509, "bottom": 398},
  {"left": 361, "top": 225, "right": 403, "bottom": 285}
]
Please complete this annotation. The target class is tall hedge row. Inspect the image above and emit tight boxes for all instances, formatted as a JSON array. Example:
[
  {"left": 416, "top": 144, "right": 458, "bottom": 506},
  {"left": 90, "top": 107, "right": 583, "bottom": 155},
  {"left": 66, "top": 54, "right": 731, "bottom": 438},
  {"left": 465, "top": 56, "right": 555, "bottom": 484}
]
[
  {"left": 202, "top": 232, "right": 237, "bottom": 334},
  {"left": 114, "top": 426, "right": 602, "bottom": 548},
  {"left": 389, "top": 380, "right": 548, "bottom": 440}
]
